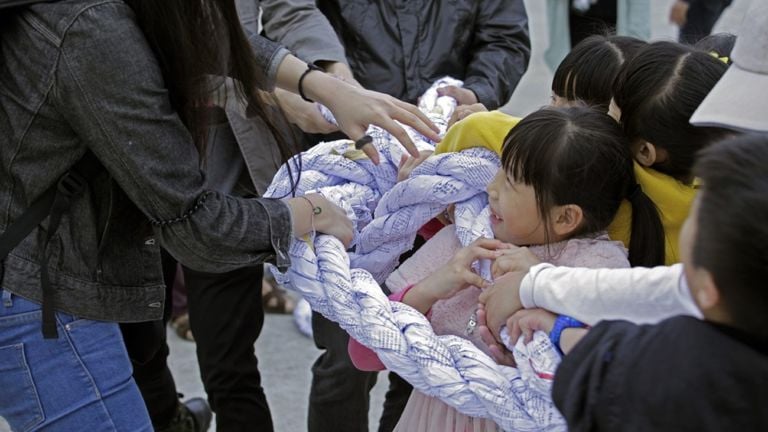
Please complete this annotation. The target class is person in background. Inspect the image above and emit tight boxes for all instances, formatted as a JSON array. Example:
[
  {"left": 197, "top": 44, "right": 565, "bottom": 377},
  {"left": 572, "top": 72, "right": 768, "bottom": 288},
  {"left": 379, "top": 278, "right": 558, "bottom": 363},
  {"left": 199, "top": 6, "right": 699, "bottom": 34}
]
[
  {"left": 317, "top": 0, "right": 531, "bottom": 110},
  {"left": 544, "top": 0, "right": 650, "bottom": 71},
  {"left": 670, "top": 0, "right": 733, "bottom": 45}
]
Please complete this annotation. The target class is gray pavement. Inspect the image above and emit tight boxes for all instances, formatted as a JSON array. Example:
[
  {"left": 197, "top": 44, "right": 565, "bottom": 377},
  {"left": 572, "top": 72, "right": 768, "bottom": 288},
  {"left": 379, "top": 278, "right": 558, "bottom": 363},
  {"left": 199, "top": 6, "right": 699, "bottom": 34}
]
[{"left": 0, "top": 1, "right": 750, "bottom": 432}]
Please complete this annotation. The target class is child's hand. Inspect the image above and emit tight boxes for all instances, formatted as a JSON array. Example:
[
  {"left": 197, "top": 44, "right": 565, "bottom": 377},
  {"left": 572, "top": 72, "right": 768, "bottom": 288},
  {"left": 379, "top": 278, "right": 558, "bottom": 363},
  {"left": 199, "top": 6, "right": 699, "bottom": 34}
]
[
  {"left": 397, "top": 150, "right": 434, "bottom": 182},
  {"left": 476, "top": 304, "right": 516, "bottom": 366},
  {"left": 403, "top": 238, "right": 509, "bottom": 313},
  {"left": 491, "top": 245, "right": 541, "bottom": 279},
  {"left": 478, "top": 271, "right": 526, "bottom": 339},
  {"left": 506, "top": 308, "right": 557, "bottom": 344}
]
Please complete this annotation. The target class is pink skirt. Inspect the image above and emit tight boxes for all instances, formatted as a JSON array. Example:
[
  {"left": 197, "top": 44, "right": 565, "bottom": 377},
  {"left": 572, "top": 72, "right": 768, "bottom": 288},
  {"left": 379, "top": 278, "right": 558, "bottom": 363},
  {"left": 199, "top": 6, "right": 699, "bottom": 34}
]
[{"left": 393, "top": 391, "right": 502, "bottom": 432}]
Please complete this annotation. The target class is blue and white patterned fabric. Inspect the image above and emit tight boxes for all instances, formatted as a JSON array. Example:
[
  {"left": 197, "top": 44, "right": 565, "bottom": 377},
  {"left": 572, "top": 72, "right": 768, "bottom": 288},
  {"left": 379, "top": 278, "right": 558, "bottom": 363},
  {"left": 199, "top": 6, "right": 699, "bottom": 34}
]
[{"left": 264, "top": 79, "right": 566, "bottom": 431}]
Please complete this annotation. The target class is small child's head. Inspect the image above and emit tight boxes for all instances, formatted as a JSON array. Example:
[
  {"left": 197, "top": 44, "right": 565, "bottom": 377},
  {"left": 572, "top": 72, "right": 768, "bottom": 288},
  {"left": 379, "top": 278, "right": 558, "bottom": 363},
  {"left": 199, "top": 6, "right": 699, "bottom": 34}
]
[
  {"left": 551, "top": 35, "right": 647, "bottom": 111},
  {"left": 612, "top": 41, "right": 731, "bottom": 183},
  {"left": 694, "top": 33, "right": 737, "bottom": 65},
  {"left": 488, "top": 107, "right": 664, "bottom": 266},
  {"left": 681, "top": 134, "right": 768, "bottom": 340}
]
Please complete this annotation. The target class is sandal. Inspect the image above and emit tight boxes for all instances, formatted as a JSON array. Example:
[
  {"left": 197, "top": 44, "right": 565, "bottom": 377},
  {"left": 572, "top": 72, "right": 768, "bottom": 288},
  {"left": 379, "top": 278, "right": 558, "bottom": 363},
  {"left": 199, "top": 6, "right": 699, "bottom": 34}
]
[
  {"left": 262, "top": 277, "right": 296, "bottom": 314},
  {"left": 170, "top": 313, "right": 195, "bottom": 342}
]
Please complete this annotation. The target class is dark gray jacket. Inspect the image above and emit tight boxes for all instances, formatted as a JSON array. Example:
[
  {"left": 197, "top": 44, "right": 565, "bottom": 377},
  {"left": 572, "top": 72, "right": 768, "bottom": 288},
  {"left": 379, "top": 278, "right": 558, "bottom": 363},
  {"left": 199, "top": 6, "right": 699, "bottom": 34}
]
[
  {"left": 317, "top": 0, "right": 531, "bottom": 109},
  {"left": 0, "top": 0, "right": 294, "bottom": 322}
]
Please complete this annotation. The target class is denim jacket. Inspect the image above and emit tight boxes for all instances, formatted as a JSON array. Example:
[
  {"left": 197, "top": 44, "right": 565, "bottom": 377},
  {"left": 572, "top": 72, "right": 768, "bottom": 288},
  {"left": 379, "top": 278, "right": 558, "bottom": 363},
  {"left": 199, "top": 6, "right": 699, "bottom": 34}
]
[{"left": 0, "top": 0, "right": 294, "bottom": 322}]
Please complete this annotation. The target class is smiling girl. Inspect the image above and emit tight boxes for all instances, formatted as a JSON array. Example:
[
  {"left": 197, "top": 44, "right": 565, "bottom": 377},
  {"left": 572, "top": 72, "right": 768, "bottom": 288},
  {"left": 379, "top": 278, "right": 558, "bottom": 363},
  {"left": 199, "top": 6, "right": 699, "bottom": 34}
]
[{"left": 348, "top": 106, "right": 664, "bottom": 431}]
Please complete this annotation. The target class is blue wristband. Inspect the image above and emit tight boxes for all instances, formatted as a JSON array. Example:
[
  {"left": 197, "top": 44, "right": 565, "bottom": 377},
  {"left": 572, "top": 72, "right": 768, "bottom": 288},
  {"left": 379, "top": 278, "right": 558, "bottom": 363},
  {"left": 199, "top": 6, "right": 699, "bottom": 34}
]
[{"left": 549, "top": 315, "right": 586, "bottom": 355}]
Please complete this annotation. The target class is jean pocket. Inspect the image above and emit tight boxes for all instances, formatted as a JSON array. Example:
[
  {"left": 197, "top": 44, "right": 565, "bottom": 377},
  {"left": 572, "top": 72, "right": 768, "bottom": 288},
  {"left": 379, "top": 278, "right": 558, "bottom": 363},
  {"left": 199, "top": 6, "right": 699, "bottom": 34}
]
[{"left": 0, "top": 344, "right": 44, "bottom": 432}]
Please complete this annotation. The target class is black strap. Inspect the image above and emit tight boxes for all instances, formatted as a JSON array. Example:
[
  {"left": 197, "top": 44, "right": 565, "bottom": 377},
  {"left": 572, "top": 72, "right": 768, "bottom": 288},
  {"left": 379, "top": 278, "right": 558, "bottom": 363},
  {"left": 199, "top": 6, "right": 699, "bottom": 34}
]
[{"left": 0, "top": 151, "right": 100, "bottom": 338}]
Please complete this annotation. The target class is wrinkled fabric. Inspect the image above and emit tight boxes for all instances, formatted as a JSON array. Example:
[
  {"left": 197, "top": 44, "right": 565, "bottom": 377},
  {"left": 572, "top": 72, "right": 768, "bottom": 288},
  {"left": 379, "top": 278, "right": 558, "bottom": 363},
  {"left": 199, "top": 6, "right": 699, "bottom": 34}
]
[{"left": 265, "top": 80, "right": 566, "bottom": 431}]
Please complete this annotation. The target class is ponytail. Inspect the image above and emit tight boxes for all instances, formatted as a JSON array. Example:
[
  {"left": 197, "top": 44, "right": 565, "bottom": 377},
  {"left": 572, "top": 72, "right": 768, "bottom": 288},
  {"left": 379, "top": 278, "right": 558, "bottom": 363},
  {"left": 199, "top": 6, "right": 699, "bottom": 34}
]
[{"left": 626, "top": 185, "right": 665, "bottom": 266}]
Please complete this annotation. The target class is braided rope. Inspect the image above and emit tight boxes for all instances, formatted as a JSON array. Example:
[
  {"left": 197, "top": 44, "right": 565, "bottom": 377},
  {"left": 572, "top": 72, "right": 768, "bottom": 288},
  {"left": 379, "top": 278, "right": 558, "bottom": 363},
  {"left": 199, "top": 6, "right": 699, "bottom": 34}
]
[{"left": 264, "top": 80, "right": 566, "bottom": 431}]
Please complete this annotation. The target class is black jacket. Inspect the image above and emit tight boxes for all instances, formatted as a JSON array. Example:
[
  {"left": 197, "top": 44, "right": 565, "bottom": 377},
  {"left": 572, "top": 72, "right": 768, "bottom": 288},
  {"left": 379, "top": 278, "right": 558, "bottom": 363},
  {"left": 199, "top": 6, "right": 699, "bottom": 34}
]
[
  {"left": 317, "top": 0, "right": 531, "bottom": 109},
  {"left": 554, "top": 316, "right": 768, "bottom": 432}
]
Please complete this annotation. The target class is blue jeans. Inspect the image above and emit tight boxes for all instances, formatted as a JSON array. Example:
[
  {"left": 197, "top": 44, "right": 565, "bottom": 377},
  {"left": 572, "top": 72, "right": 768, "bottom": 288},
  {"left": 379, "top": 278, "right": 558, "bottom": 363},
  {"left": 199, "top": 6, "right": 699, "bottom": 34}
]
[{"left": 0, "top": 290, "right": 152, "bottom": 431}]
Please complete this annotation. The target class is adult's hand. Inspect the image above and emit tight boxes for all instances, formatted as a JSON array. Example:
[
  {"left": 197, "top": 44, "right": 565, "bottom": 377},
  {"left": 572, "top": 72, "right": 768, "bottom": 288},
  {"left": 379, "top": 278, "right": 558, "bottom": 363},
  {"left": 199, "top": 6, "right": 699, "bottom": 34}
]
[
  {"left": 669, "top": 0, "right": 690, "bottom": 26},
  {"left": 274, "top": 88, "right": 338, "bottom": 134},
  {"left": 478, "top": 271, "right": 526, "bottom": 340},
  {"left": 276, "top": 55, "right": 440, "bottom": 164},
  {"left": 288, "top": 193, "right": 354, "bottom": 247},
  {"left": 446, "top": 103, "right": 488, "bottom": 129},
  {"left": 320, "top": 61, "right": 362, "bottom": 88},
  {"left": 320, "top": 83, "right": 440, "bottom": 164},
  {"left": 437, "top": 85, "right": 479, "bottom": 106}
]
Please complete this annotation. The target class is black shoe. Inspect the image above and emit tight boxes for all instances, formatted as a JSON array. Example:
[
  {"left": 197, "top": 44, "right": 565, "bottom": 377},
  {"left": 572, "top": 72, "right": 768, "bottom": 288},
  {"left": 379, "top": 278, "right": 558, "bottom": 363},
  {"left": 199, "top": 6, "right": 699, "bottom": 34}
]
[
  {"left": 184, "top": 397, "right": 213, "bottom": 432},
  {"left": 158, "top": 398, "right": 212, "bottom": 432}
]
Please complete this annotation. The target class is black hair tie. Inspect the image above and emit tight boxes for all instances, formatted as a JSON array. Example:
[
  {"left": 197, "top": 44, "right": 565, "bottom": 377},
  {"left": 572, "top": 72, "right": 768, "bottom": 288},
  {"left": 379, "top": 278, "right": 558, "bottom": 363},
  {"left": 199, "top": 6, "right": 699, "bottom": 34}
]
[{"left": 627, "top": 183, "right": 642, "bottom": 201}]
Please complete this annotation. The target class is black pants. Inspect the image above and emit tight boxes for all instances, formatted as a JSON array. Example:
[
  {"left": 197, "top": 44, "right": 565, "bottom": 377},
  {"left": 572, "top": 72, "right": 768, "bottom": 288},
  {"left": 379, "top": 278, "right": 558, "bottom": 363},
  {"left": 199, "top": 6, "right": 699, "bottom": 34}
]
[
  {"left": 120, "top": 250, "right": 179, "bottom": 430},
  {"left": 308, "top": 313, "right": 413, "bottom": 432},
  {"left": 679, "top": 0, "right": 732, "bottom": 45},
  {"left": 569, "top": 0, "right": 618, "bottom": 47},
  {"left": 184, "top": 264, "right": 272, "bottom": 432}
]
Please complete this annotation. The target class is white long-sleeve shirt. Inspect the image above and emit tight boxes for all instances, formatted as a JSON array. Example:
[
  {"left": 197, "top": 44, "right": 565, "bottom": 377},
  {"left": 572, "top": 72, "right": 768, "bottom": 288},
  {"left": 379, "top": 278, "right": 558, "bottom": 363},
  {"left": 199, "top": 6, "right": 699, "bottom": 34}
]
[{"left": 519, "top": 263, "right": 702, "bottom": 326}]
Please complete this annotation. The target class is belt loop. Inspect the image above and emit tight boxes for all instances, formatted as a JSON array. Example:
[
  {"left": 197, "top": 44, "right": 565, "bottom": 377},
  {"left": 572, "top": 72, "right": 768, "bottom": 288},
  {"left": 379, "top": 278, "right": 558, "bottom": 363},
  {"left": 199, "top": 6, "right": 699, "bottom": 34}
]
[{"left": 2, "top": 290, "right": 12, "bottom": 308}]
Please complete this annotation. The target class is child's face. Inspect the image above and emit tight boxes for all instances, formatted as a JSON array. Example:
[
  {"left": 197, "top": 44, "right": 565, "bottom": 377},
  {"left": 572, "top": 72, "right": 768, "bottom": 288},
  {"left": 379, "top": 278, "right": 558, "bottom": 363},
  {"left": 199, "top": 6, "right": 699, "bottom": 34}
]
[{"left": 486, "top": 170, "right": 549, "bottom": 246}]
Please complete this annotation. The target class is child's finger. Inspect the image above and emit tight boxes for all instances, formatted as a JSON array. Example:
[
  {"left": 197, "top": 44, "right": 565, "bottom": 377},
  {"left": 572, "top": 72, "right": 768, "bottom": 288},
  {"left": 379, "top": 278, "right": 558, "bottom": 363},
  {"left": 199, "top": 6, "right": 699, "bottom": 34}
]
[
  {"left": 521, "top": 320, "right": 534, "bottom": 344},
  {"left": 508, "top": 314, "right": 524, "bottom": 344},
  {"left": 489, "top": 344, "right": 517, "bottom": 367},
  {"left": 463, "top": 270, "right": 490, "bottom": 289},
  {"left": 478, "top": 325, "right": 497, "bottom": 348}
]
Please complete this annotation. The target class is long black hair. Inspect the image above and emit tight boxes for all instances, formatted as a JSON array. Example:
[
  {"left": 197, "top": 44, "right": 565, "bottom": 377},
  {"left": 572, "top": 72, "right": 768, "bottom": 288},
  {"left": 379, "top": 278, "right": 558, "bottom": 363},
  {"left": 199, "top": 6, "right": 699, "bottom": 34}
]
[
  {"left": 612, "top": 41, "right": 730, "bottom": 183},
  {"left": 123, "top": 0, "right": 297, "bottom": 169},
  {"left": 501, "top": 107, "right": 665, "bottom": 266},
  {"left": 552, "top": 35, "right": 647, "bottom": 111}
]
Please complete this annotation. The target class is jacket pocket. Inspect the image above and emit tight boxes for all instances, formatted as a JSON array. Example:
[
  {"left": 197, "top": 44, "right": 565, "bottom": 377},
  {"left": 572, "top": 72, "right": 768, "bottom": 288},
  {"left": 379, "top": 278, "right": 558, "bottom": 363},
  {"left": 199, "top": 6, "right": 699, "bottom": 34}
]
[{"left": 0, "top": 344, "right": 44, "bottom": 432}]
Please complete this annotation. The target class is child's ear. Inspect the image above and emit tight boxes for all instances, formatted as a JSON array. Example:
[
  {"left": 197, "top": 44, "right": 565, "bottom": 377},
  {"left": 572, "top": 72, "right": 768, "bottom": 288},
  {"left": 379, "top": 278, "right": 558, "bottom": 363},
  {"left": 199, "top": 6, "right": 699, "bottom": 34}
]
[
  {"left": 632, "top": 140, "right": 670, "bottom": 167},
  {"left": 694, "top": 270, "right": 721, "bottom": 311},
  {"left": 632, "top": 140, "right": 658, "bottom": 166},
  {"left": 552, "top": 204, "right": 583, "bottom": 238}
]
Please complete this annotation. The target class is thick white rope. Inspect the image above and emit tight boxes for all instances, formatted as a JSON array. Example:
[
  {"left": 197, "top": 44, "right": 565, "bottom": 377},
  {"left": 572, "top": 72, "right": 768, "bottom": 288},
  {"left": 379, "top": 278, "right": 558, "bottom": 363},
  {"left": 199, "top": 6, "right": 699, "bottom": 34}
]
[{"left": 264, "top": 79, "right": 566, "bottom": 431}]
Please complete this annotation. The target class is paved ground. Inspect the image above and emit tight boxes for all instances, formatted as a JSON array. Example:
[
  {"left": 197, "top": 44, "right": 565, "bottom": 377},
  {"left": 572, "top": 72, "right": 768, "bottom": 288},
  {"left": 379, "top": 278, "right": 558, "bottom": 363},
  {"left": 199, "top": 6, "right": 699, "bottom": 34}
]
[{"left": 0, "top": 1, "right": 750, "bottom": 431}]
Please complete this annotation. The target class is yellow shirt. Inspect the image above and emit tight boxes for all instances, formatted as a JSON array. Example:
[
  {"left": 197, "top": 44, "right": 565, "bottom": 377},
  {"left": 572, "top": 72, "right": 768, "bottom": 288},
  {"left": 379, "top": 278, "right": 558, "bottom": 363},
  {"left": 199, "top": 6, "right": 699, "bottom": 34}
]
[
  {"left": 608, "top": 163, "right": 697, "bottom": 265},
  {"left": 435, "top": 111, "right": 521, "bottom": 155}
]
